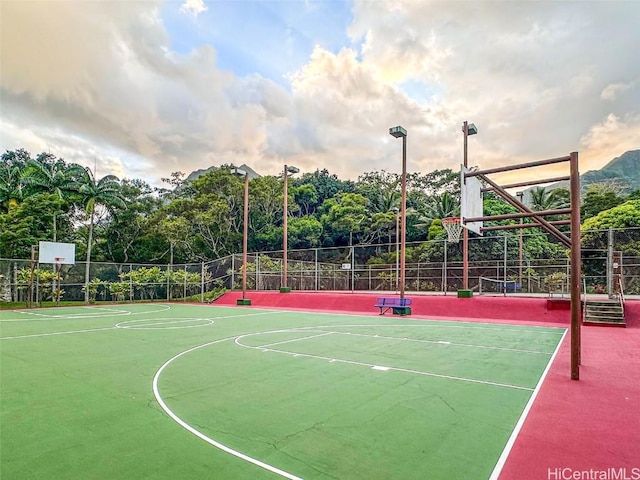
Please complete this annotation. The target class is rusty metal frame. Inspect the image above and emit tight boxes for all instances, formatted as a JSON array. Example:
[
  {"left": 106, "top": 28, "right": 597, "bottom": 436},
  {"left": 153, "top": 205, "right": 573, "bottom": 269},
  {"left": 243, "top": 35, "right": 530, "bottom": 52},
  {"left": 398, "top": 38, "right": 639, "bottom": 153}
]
[{"left": 462, "top": 153, "right": 581, "bottom": 380}]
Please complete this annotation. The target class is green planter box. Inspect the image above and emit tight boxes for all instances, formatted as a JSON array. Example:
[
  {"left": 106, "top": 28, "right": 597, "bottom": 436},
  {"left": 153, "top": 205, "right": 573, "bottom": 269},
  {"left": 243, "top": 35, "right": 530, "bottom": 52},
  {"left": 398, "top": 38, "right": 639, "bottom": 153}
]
[
  {"left": 236, "top": 299, "right": 252, "bottom": 306},
  {"left": 392, "top": 307, "right": 411, "bottom": 316},
  {"left": 279, "top": 287, "right": 292, "bottom": 293},
  {"left": 457, "top": 289, "right": 473, "bottom": 298}
]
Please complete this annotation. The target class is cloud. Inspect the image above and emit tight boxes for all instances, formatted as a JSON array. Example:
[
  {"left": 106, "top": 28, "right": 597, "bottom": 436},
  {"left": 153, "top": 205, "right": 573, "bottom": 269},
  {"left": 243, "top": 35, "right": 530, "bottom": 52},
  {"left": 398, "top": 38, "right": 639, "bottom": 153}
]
[
  {"left": 1, "top": 0, "right": 639, "bottom": 189},
  {"left": 581, "top": 113, "right": 640, "bottom": 156},
  {"left": 180, "top": 0, "right": 207, "bottom": 18},
  {"left": 601, "top": 82, "right": 635, "bottom": 101}
]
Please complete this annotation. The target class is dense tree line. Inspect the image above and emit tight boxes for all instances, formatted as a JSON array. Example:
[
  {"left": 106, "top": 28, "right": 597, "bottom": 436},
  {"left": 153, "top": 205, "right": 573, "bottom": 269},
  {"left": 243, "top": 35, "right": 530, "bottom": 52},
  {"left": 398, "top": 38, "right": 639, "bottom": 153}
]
[{"left": 2, "top": 148, "right": 640, "bottom": 274}]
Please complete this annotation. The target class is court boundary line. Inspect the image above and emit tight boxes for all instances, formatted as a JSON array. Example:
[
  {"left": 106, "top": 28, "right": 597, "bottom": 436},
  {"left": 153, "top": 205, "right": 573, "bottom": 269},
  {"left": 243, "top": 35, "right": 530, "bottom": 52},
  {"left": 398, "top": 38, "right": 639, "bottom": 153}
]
[
  {"left": 202, "top": 304, "right": 567, "bottom": 334},
  {"left": 487, "top": 328, "right": 568, "bottom": 480}
]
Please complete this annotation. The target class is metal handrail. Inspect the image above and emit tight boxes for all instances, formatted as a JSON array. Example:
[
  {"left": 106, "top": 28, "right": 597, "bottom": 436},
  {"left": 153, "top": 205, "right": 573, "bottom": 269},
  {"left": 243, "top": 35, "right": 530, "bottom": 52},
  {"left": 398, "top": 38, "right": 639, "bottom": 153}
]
[
  {"left": 617, "top": 276, "right": 625, "bottom": 316},
  {"left": 582, "top": 276, "right": 587, "bottom": 324}
]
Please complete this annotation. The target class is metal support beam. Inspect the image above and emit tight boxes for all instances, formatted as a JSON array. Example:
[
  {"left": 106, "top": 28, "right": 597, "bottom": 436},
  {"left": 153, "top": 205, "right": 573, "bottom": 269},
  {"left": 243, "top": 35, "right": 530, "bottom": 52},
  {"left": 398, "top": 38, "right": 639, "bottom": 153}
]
[
  {"left": 477, "top": 174, "right": 572, "bottom": 249},
  {"left": 466, "top": 155, "right": 571, "bottom": 177},
  {"left": 570, "top": 151, "right": 581, "bottom": 380},
  {"left": 482, "top": 175, "right": 571, "bottom": 192}
]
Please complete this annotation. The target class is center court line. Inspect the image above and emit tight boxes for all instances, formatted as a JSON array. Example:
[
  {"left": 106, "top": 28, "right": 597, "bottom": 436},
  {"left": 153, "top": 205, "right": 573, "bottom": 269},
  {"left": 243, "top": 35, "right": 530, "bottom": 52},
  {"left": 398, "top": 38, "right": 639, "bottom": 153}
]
[{"left": 235, "top": 335, "right": 534, "bottom": 391}]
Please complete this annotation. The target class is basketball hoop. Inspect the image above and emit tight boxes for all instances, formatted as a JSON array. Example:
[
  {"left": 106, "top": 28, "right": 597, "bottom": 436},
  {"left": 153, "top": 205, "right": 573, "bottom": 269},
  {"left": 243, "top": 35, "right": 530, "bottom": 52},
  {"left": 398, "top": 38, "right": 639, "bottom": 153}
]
[{"left": 442, "top": 217, "right": 463, "bottom": 243}]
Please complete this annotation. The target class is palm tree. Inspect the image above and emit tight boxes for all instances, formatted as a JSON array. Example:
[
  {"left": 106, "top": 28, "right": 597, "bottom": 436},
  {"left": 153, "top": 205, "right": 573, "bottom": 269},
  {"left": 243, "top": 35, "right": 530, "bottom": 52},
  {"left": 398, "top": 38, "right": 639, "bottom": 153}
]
[
  {"left": 77, "top": 167, "right": 126, "bottom": 303},
  {"left": 529, "top": 186, "right": 569, "bottom": 211},
  {"left": 423, "top": 191, "right": 459, "bottom": 220},
  {"left": 22, "top": 154, "right": 86, "bottom": 241},
  {"left": 0, "top": 153, "right": 28, "bottom": 212}
]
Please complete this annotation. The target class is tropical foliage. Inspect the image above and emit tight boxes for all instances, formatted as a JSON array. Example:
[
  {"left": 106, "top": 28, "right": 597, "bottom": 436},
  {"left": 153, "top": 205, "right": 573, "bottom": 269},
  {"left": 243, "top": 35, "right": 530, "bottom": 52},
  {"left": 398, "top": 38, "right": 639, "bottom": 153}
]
[{"left": 2, "top": 148, "right": 640, "bottom": 301}]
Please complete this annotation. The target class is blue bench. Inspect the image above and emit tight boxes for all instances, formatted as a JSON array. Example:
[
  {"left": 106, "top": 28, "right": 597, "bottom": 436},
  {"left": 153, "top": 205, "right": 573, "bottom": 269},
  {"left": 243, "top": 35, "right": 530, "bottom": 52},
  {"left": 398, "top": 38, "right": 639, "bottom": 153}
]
[
  {"left": 498, "top": 281, "right": 522, "bottom": 293},
  {"left": 374, "top": 297, "right": 413, "bottom": 315}
]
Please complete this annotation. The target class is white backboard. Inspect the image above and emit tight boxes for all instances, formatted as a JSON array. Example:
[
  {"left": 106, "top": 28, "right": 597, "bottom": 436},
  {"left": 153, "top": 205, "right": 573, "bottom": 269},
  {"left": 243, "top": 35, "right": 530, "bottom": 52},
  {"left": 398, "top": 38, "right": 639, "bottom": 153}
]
[
  {"left": 39, "top": 241, "right": 76, "bottom": 264},
  {"left": 460, "top": 165, "right": 483, "bottom": 235}
]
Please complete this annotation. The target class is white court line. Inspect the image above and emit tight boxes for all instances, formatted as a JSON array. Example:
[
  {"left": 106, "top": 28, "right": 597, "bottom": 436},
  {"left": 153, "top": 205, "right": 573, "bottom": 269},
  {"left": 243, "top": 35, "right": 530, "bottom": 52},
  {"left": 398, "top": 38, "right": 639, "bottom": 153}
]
[
  {"left": 256, "top": 332, "right": 333, "bottom": 349},
  {"left": 488, "top": 329, "right": 568, "bottom": 480},
  {"left": 152, "top": 322, "right": 560, "bottom": 477},
  {"left": 0, "top": 326, "right": 117, "bottom": 340},
  {"left": 152, "top": 337, "right": 303, "bottom": 480},
  {"left": 201, "top": 305, "right": 566, "bottom": 335},
  {"left": 0, "top": 311, "right": 274, "bottom": 340},
  {"left": 1, "top": 304, "right": 172, "bottom": 321},
  {"left": 235, "top": 332, "right": 534, "bottom": 391},
  {"left": 329, "top": 330, "right": 553, "bottom": 355}
]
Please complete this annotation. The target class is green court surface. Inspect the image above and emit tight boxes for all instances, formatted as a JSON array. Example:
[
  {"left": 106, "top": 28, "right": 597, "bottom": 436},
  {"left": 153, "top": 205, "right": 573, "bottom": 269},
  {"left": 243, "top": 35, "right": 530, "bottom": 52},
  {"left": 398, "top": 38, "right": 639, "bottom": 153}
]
[{"left": 0, "top": 304, "right": 565, "bottom": 479}]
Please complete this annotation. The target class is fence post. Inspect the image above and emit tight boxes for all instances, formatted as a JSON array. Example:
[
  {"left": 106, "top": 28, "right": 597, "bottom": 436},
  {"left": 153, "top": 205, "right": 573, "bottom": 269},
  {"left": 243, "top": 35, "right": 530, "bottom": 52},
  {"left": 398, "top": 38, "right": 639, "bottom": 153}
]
[
  {"left": 166, "top": 263, "right": 171, "bottom": 301},
  {"left": 12, "top": 262, "right": 17, "bottom": 304},
  {"left": 201, "top": 262, "right": 205, "bottom": 302},
  {"left": 183, "top": 265, "right": 187, "bottom": 299},
  {"left": 443, "top": 239, "right": 447, "bottom": 294},
  {"left": 503, "top": 234, "right": 508, "bottom": 294},
  {"left": 231, "top": 255, "right": 235, "bottom": 290},
  {"left": 607, "top": 227, "right": 613, "bottom": 296},
  {"left": 256, "top": 255, "right": 260, "bottom": 291},
  {"left": 315, "top": 248, "right": 318, "bottom": 291},
  {"left": 351, "top": 246, "right": 355, "bottom": 292}
]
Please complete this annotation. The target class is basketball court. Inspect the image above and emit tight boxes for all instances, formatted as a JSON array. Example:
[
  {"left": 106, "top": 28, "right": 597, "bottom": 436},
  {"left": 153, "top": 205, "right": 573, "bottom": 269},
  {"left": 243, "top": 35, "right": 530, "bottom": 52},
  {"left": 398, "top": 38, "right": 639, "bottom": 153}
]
[
  {"left": 2, "top": 299, "right": 638, "bottom": 479},
  {"left": 0, "top": 303, "right": 564, "bottom": 479}
]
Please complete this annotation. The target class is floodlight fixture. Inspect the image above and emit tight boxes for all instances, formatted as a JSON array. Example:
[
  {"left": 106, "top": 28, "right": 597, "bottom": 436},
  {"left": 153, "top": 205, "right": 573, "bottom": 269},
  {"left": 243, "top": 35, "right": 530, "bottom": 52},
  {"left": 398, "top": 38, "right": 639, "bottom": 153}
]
[
  {"left": 389, "top": 126, "right": 407, "bottom": 138},
  {"left": 466, "top": 123, "right": 478, "bottom": 135}
]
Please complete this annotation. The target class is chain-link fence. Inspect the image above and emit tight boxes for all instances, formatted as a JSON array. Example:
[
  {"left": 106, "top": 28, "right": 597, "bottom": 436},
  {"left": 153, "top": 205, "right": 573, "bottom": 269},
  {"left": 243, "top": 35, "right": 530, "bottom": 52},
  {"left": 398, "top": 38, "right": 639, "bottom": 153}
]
[
  {"left": 2, "top": 227, "right": 639, "bottom": 304},
  {"left": 0, "top": 257, "right": 233, "bottom": 304}
]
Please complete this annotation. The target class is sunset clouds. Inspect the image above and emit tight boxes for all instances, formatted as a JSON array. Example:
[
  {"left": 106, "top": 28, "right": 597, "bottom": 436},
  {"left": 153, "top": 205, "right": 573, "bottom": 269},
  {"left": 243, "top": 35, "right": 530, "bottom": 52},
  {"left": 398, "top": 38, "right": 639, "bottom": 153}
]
[{"left": 1, "top": 1, "right": 638, "bottom": 186}]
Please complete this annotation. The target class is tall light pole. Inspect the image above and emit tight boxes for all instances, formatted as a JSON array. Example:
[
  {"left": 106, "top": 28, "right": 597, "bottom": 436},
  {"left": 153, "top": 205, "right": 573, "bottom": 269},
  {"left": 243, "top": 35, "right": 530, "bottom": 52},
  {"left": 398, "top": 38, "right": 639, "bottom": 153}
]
[
  {"left": 462, "top": 121, "right": 478, "bottom": 290},
  {"left": 391, "top": 207, "right": 400, "bottom": 292},
  {"left": 517, "top": 191, "right": 524, "bottom": 290},
  {"left": 232, "top": 167, "right": 251, "bottom": 305},
  {"left": 282, "top": 164, "right": 299, "bottom": 292},
  {"left": 389, "top": 126, "right": 407, "bottom": 299}
]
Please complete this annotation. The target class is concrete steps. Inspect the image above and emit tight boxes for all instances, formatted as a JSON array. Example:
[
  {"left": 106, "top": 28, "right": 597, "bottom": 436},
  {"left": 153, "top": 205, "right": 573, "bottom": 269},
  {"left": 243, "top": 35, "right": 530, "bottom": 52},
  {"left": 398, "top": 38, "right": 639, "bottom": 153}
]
[{"left": 583, "top": 299, "right": 625, "bottom": 327}]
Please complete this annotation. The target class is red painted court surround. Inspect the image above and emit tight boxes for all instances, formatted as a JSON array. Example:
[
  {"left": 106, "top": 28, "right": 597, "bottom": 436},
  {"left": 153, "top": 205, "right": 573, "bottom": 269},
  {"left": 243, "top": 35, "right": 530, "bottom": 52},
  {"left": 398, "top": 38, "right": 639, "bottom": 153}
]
[{"left": 215, "top": 291, "right": 640, "bottom": 479}]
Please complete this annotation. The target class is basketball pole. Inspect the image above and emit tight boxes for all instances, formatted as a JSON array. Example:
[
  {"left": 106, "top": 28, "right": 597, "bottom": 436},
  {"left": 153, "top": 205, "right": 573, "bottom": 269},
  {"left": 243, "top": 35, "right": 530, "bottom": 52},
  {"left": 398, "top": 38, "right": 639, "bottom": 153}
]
[{"left": 570, "top": 151, "right": 581, "bottom": 379}]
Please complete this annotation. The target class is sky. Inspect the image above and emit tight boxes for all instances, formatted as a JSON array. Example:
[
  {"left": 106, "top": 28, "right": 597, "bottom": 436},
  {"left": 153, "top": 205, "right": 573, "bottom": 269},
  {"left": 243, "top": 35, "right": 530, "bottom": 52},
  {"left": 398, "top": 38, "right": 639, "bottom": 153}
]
[{"left": 1, "top": 0, "right": 639, "bottom": 189}]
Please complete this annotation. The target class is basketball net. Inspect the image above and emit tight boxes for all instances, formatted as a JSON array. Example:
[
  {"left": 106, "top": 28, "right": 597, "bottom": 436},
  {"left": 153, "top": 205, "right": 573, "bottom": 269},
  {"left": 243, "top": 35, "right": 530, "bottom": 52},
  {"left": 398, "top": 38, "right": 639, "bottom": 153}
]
[{"left": 442, "top": 217, "right": 463, "bottom": 243}]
